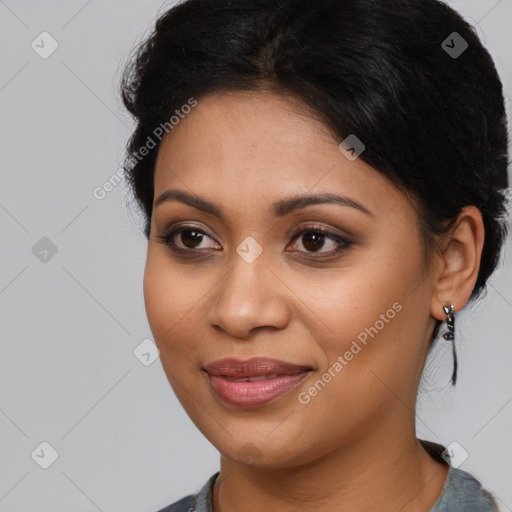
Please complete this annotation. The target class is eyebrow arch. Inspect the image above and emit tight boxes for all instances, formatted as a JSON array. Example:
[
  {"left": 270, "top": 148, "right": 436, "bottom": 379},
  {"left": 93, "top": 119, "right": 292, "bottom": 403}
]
[{"left": 154, "top": 189, "right": 373, "bottom": 218}]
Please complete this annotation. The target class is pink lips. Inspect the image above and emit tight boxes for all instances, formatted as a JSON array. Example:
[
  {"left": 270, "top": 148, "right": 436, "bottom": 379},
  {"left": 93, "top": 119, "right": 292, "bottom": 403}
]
[{"left": 204, "top": 357, "right": 312, "bottom": 408}]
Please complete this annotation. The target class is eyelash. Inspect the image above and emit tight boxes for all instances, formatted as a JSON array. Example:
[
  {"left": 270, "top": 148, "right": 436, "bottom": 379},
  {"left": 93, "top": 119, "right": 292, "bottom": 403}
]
[{"left": 156, "top": 224, "right": 353, "bottom": 259}]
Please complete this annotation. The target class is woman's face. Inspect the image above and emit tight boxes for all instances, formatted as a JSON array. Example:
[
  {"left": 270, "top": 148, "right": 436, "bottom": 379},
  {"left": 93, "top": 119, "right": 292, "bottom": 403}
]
[{"left": 144, "top": 90, "right": 439, "bottom": 468}]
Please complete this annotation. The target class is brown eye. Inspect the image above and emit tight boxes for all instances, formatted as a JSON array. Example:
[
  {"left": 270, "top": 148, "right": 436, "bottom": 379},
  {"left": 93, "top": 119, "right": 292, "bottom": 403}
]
[
  {"left": 287, "top": 226, "right": 353, "bottom": 257},
  {"left": 156, "top": 223, "right": 353, "bottom": 259},
  {"left": 178, "top": 229, "right": 206, "bottom": 249},
  {"left": 156, "top": 227, "right": 220, "bottom": 254},
  {"left": 300, "top": 231, "right": 329, "bottom": 252}
]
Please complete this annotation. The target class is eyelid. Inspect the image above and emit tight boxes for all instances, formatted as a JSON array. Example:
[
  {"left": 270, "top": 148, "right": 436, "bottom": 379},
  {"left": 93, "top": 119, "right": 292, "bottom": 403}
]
[
  {"left": 286, "top": 223, "right": 353, "bottom": 255},
  {"left": 157, "top": 221, "right": 353, "bottom": 257},
  {"left": 288, "top": 223, "right": 350, "bottom": 242},
  {"left": 156, "top": 223, "right": 220, "bottom": 253}
]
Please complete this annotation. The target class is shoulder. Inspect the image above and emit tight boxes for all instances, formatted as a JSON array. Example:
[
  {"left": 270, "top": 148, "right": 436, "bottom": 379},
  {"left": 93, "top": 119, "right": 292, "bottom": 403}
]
[
  {"left": 155, "top": 493, "right": 196, "bottom": 512},
  {"left": 430, "top": 467, "right": 499, "bottom": 512},
  {"left": 154, "top": 472, "right": 219, "bottom": 512}
]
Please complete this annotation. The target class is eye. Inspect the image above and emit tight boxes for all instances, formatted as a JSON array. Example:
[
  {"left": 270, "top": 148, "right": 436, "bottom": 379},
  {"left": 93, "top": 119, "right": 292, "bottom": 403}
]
[
  {"left": 156, "top": 226, "right": 220, "bottom": 254},
  {"left": 286, "top": 225, "right": 353, "bottom": 257},
  {"left": 156, "top": 223, "right": 353, "bottom": 258}
]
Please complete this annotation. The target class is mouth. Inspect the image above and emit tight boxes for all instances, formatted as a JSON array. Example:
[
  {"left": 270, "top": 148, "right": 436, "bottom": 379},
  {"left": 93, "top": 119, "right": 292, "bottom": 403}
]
[{"left": 203, "top": 357, "right": 313, "bottom": 408}]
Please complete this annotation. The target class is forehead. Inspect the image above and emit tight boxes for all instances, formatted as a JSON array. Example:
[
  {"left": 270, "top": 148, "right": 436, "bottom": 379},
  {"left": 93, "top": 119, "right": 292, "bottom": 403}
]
[
  {"left": 155, "top": 89, "right": 336, "bottom": 171},
  {"left": 153, "top": 90, "right": 410, "bottom": 222}
]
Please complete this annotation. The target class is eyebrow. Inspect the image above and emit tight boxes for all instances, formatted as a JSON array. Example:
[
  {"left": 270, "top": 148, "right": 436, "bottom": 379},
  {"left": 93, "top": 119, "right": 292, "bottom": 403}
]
[{"left": 154, "top": 189, "right": 373, "bottom": 218}]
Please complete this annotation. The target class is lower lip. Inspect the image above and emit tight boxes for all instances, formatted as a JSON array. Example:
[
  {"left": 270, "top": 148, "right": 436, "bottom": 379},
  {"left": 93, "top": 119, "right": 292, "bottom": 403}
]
[{"left": 206, "top": 372, "right": 311, "bottom": 408}]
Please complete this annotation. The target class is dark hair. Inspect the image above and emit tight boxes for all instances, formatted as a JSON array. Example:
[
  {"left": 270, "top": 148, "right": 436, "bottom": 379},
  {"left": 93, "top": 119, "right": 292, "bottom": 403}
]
[{"left": 120, "top": 0, "right": 510, "bottom": 371}]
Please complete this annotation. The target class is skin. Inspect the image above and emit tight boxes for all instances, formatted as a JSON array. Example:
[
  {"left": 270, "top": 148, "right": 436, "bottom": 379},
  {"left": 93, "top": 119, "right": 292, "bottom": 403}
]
[{"left": 144, "top": 89, "right": 485, "bottom": 511}]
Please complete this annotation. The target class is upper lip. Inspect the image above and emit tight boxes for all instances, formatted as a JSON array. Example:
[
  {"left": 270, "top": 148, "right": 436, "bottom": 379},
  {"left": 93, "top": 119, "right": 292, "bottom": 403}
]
[{"left": 204, "top": 357, "right": 312, "bottom": 378}]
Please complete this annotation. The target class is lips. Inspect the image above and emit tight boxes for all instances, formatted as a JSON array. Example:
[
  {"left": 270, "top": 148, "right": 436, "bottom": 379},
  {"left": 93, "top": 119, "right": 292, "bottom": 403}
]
[{"left": 203, "top": 357, "right": 312, "bottom": 408}]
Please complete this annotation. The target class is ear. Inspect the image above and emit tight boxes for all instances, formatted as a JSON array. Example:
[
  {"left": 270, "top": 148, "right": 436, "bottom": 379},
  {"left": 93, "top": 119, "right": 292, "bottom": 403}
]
[{"left": 430, "top": 206, "right": 485, "bottom": 320}]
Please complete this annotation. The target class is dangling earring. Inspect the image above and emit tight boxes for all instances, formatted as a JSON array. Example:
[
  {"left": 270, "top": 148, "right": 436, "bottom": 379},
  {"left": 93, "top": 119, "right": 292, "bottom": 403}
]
[{"left": 442, "top": 304, "right": 457, "bottom": 385}]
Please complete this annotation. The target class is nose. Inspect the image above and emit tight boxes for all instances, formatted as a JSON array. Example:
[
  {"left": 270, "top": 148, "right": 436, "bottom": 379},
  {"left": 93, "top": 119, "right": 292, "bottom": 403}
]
[{"left": 206, "top": 253, "right": 291, "bottom": 338}]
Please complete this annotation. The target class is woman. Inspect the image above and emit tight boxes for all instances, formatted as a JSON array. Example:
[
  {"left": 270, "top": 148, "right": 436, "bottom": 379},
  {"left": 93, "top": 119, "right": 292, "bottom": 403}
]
[{"left": 120, "top": 0, "right": 509, "bottom": 510}]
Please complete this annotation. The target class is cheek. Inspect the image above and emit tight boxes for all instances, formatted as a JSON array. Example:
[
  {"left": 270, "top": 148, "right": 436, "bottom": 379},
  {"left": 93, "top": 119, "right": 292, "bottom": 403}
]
[
  {"left": 143, "top": 252, "right": 210, "bottom": 412},
  {"left": 143, "top": 254, "right": 173, "bottom": 341},
  {"left": 303, "top": 241, "right": 426, "bottom": 401},
  {"left": 143, "top": 250, "right": 198, "bottom": 359}
]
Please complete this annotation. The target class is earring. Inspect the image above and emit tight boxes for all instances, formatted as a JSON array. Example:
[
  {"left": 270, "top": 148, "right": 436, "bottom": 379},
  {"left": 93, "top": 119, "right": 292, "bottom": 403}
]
[{"left": 442, "top": 304, "right": 457, "bottom": 385}]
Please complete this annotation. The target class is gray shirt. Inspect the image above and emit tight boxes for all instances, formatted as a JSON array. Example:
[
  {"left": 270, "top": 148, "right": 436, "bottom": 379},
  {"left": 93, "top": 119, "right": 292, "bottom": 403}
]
[{"left": 156, "top": 466, "right": 499, "bottom": 511}]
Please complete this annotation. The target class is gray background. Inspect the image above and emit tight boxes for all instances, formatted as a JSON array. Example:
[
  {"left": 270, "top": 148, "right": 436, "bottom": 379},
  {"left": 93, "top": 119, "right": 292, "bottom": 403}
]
[{"left": 0, "top": 1, "right": 511, "bottom": 510}]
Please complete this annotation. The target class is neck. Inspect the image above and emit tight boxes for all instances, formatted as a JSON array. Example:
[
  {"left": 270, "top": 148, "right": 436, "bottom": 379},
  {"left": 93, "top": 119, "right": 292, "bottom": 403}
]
[{"left": 213, "top": 415, "right": 449, "bottom": 512}]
